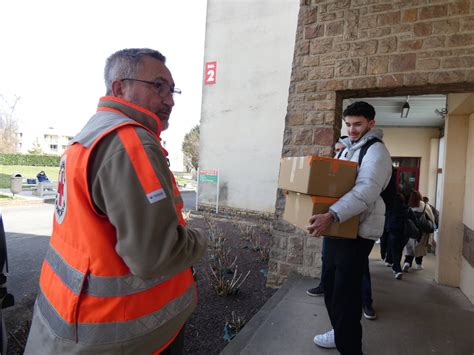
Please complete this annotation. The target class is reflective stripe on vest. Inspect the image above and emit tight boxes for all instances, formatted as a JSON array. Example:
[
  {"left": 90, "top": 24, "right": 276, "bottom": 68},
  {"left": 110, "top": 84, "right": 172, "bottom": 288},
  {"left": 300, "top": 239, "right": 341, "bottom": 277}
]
[
  {"left": 37, "top": 284, "right": 194, "bottom": 345},
  {"left": 44, "top": 244, "right": 171, "bottom": 297},
  {"left": 117, "top": 126, "right": 166, "bottom": 204}
]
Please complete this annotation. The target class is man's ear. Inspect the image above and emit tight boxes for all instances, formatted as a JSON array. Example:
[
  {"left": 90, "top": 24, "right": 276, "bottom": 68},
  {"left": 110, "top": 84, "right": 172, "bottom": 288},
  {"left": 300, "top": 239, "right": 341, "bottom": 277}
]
[
  {"left": 111, "top": 80, "right": 125, "bottom": 98},
  {"left": 368, "top": 120, "right": 376, "bottom": 129}
]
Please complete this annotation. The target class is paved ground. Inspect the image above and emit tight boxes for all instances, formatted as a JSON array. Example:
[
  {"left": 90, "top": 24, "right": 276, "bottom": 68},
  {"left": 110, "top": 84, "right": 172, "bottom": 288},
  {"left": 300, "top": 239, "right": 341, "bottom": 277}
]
[{"left": 221, "top": 246, "right": 474, "bottom": 355}]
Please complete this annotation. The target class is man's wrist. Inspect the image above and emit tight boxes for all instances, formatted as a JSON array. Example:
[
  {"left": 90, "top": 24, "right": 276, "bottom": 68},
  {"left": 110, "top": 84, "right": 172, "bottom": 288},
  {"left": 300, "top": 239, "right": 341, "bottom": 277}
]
[{"left": 329, "top": 210, "right": 339, "bottom": 223}]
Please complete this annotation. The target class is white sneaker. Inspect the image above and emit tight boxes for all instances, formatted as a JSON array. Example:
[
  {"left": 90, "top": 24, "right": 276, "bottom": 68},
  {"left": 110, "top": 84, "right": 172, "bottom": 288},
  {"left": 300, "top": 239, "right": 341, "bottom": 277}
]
[
  {"left": 402, "top": 263, "right": 410, "bottom": 272},
  {"left": 314, "top": 329, "right": 336, "bottom": 349},
  {"left": 395, "top": 272, "right": 403, "bottom": 280},
  {"left": 415, "top": 264, "right": 424, "bottom": 270}
]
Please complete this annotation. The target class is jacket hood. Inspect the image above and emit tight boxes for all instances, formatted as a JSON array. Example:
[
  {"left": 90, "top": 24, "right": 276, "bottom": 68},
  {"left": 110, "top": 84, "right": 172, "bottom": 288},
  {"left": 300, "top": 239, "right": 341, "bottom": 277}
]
[{"left": 340, "top": 128, "right": 384, "bottom": 160}]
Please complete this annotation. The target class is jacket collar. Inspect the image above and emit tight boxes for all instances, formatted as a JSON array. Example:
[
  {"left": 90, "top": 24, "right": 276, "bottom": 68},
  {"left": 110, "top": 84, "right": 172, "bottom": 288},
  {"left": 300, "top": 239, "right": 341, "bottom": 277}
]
[{"left": 97, "top": 96, "right": 163, "bottom": 137}]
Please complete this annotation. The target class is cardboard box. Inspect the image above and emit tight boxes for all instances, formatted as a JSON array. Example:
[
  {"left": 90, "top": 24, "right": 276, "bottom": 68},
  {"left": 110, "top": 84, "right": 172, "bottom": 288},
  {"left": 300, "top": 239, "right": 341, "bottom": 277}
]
[
  {"left": 278, "top": 156, "right": 358, "bottom": 197},
  {"left": 283, "top": 192, "right": 358, "bottom": 239}
]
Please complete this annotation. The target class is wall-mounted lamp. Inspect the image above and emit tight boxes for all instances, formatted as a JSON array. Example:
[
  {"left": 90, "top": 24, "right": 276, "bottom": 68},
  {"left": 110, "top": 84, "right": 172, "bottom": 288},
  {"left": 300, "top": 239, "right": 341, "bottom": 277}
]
[
  {"left": 435, "top": 107, "right": 448, "bottom": 119},
  {"left": 401, "top": 97, "right": 410, "bottom": 118}
]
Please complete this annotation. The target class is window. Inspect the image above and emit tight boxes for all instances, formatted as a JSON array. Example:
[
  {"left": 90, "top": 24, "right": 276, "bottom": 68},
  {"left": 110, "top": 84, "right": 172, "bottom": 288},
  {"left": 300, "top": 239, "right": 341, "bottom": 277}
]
[{"left": 50, "top": 144, "right": 58, "bottom": 152}]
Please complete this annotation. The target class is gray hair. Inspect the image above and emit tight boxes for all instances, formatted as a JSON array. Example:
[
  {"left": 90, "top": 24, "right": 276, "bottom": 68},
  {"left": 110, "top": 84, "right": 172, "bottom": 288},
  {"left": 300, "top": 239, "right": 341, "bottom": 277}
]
[{"left": 104, "top": 48, "right": 166, "bottom": 95}]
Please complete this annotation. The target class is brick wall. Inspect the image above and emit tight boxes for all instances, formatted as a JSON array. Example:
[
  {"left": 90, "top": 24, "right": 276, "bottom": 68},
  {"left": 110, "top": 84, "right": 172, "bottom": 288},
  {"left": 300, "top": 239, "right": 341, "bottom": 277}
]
[{"left": 267, "top": 0, "right": 474, "bottom": 287}]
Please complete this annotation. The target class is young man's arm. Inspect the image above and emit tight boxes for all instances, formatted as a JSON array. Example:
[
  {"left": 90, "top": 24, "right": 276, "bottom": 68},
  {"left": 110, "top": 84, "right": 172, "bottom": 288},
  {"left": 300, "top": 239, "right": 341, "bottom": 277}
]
[
  {"left": 308, "top": 142, "right": 392, "bottom": 237},
  {"left": 329, "top": 142, "right": 392, "bottom": 223}
]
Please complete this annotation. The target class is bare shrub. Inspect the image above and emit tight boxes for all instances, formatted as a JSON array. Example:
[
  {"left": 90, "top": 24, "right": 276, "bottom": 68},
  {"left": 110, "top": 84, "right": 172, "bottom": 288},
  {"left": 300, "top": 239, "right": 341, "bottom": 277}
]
[
  {"left": 236, "top": 223, "right": 254, "bottom": 241},
  {"left": 259, "top": 220, "right": 273, "bottom": 236},
  {"left": 223, "top": 311, "right": 247, "bottom": 341},
  {"left": 204, "top": 214, "right": 236, "bottom": 274},
  {"left": 249, "top": 233, "right": 270, "bottom": 262},
  {"left": 208, "top": 265, "right": 251, "bottom": 297}
]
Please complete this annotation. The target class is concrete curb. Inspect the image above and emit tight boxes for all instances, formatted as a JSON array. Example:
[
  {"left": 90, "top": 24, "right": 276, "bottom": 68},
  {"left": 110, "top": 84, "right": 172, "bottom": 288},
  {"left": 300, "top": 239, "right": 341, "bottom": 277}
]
[{"left": 220, "top": 276, "right": 297, "bottom": 354}]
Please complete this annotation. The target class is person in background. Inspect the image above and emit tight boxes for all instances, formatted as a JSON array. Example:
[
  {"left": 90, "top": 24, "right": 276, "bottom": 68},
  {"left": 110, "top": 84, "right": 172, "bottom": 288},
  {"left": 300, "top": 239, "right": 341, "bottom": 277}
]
[
  {"left": 25, "top": 48, "right": 208, "bottom": 354},
  {"left": 422, "top": 196, "right": 439, "bottom": 254},
  {"left": 388, "top": 193, "right": 418, "bottom": 280},
  {"left": 403, "top": 191, "right": 435, "bottom": 272},
  {"left": 306, "top": 135, "right": 347, "bottom": 297},
  {"left": 36, "top": 171, "right": 50, "bottom": 183},
  {"left": 308, "top": 102, "right": 392, "bottom": 354}
]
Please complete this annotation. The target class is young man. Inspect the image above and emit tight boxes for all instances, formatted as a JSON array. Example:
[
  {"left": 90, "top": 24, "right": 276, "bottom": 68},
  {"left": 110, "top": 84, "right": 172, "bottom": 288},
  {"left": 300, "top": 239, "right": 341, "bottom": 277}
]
[
  {"left": 25, "top": 48, "right": 208, "bottom": 354},
  {"left": 307, "top": 101, "right": 392, "bottom": 354},
  {"left": 307, "top": 135, "right": 376, "bottom": 319}
]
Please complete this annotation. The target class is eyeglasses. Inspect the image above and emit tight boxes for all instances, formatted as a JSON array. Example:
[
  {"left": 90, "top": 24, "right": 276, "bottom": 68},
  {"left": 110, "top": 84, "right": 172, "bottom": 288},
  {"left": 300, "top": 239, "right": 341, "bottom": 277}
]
[{"left": 121, "top": 78, "right": 182, "bottom": 98}]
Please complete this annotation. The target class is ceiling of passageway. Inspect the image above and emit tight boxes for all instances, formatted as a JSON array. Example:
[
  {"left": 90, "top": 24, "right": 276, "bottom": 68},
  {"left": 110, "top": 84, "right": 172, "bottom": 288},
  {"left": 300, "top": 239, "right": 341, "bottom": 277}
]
[{"left": 343, "top": 94, "right": 447, "bottom": 128}]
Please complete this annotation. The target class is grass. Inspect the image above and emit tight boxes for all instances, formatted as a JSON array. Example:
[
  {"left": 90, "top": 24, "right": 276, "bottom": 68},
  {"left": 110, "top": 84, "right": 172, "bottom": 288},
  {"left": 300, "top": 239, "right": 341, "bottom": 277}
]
[
  {"left": 0, "top": 165, "right": 59, "bottom": 189},
  {"left": 0, "top": 165, "right": 195, "bottom": 190}
]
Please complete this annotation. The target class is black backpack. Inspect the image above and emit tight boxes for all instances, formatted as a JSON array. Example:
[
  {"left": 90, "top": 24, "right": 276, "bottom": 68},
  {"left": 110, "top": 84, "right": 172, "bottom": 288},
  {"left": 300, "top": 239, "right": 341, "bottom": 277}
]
[
  {"left": 338, "top": 137, "right": 396, "bottom": 209},
  {"left": 413, "top": 205, "right": 436, "bottom": 234}
]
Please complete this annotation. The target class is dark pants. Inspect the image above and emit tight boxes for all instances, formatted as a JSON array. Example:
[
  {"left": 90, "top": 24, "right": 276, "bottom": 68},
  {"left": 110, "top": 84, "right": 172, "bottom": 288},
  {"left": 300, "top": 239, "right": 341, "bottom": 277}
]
[
  {"left": 322, "top": 237, "right": 375, "bottom": 355},
  {"left": 319, "top": 237, "right": 373, "bottom": 307},
  {"left": 389, "top": 232, "right": 409, "bottom": 273},
  {"left": 380, "top": 230, "right": 389, "bottom": 260},
  {"left": 404, "top": 255, "right": 423, "bottom": 266},
  {"left": 161, "top": 326, "right": 185, "bottom": 355}
]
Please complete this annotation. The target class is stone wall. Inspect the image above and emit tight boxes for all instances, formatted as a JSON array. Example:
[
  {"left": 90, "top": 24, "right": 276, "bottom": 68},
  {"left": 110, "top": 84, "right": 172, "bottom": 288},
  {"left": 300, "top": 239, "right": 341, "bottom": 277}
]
[{"left": 267, "top": 0, "right": 474, "bottom": 287}]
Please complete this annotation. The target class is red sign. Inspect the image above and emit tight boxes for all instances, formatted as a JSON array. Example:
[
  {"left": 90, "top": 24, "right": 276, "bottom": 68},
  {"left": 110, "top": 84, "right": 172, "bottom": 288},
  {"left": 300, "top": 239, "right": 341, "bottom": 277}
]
[
  {"left": 199, "top": 169, "right": 218, "bottom": 176},
  {"left": 205, "top": 61, "right": 217, "bottom": 85}
]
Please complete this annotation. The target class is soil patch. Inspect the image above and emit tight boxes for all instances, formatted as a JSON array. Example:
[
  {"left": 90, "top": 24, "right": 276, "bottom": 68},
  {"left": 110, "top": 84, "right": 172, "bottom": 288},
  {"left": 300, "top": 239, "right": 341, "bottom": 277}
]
[{"left": 184, "top": 214, "right": 276, "bottom": 354}]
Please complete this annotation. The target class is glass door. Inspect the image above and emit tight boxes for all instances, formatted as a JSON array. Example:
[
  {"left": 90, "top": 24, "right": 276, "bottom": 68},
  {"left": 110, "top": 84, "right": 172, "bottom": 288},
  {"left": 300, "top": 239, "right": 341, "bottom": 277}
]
[{"left": 392, "top": 157, "right": 420, "bottom": 201}]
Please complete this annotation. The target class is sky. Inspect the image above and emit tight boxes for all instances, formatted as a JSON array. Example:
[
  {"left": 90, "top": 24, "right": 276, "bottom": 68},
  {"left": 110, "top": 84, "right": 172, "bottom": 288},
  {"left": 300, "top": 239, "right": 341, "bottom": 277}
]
[{"left": 0, "top": 0, "right": 207, "bottom": 162}]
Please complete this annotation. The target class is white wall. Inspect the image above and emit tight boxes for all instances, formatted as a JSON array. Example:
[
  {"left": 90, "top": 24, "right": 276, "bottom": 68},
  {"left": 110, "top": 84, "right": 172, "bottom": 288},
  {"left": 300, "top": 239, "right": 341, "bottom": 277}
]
[{"left": 199, "top": 0, "right": 299, "bottom": 212}]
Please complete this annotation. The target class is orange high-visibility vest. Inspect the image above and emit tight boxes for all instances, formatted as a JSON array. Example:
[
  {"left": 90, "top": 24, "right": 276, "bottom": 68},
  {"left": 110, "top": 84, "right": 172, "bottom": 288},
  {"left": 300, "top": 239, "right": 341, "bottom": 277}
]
[{"left": 37, "top": 103, "right": 194, "bottom": 352}]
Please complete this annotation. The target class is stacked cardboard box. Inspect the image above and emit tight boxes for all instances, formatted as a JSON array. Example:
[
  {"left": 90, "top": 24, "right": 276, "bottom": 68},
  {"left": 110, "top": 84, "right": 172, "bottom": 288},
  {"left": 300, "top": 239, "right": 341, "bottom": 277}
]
[{"left": 278, "top": 156, "right": 359, "bottom": 239}]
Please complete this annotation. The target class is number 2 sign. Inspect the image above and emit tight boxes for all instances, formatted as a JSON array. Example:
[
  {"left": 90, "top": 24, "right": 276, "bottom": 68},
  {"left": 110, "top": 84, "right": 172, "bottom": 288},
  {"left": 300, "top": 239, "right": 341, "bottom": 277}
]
[{"left": 205, "top": 61, "right": 217, "bottom": 85}]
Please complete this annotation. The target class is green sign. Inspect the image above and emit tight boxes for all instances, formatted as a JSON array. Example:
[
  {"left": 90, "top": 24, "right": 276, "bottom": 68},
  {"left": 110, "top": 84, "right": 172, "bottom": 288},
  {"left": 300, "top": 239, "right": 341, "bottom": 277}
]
[{"left": 200, "top": 174, "right": 218, "bottom": 183}]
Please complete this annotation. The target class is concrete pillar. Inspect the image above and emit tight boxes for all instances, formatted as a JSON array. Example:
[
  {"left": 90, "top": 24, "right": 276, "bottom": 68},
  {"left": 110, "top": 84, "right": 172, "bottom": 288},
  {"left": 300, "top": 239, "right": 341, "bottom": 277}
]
[
  {"left": 460, "top": 113, "right": 474, "bottom": 303},
  {"left": 435, "top": 114, "right": 469, "bottom": 287}
]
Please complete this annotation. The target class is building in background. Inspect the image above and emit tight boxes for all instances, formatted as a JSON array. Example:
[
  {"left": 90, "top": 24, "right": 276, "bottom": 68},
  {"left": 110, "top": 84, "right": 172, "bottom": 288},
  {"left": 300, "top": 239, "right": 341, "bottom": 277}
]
[
  {"left": 198, "top": 0, "right": 300, "bottom": 213},
  {"left": 14, "top": 127, "right": 74, "bottom": 156}
]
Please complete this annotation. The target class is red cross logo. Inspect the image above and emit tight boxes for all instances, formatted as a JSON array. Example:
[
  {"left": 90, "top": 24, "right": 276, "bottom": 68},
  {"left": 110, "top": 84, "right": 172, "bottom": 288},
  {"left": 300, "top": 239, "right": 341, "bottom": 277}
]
[
  {"left": 55, "top": 156, "right": 67, "bottom": 224},
  {"left": 57, "top": 169, "right": 65, "bottom": 206}
]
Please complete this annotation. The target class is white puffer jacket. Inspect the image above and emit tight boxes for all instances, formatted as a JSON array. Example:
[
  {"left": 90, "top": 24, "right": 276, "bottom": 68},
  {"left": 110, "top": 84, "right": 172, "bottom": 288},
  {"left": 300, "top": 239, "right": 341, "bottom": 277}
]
[{"left": 329, "top": 128, "right": 392, "bottom": 240}]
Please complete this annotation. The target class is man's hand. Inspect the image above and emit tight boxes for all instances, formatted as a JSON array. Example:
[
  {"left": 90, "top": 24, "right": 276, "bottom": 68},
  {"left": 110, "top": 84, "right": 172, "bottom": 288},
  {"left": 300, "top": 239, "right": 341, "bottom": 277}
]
[{"left": 307, "top": 212, "right": 334, "bottom": 237}]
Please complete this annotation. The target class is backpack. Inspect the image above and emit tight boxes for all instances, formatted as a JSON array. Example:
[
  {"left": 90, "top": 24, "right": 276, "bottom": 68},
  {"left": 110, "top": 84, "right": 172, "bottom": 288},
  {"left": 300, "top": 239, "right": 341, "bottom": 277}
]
[
  {"left": 413, "top": 205, "right": 435, "bottom": 234},
  {"left": 404, "top": 219, "right": 421, "bottom": 240},
  {"left": 338, "top": 137, "right": 396, "bottom": 209}
]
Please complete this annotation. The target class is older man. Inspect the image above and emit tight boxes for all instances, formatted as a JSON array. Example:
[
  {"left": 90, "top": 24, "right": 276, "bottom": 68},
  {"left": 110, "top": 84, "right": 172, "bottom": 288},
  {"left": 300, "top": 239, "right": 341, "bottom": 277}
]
[{"left": 25, "top": 48, "right": 207, "bottom": 354}]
